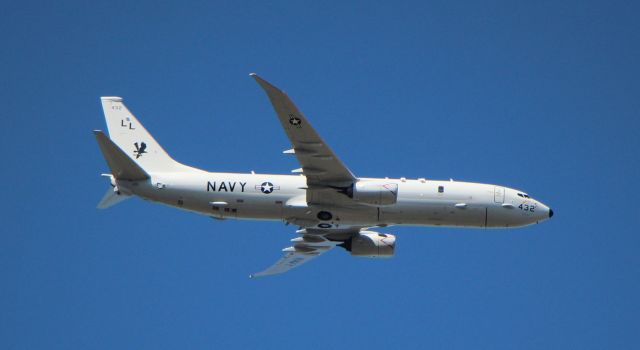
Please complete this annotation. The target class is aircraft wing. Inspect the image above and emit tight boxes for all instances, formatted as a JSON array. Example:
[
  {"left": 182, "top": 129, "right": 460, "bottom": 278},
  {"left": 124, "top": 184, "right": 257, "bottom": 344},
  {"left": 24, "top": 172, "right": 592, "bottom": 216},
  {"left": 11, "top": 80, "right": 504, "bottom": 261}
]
[
  {"left": 250, "top": 227, "right": 361, "bottom": 278},
  {"left": 250, "top": 235, "right": 339, "bottom": 278},
  {"left": 251, "top": 74, "right": 356, "bottom": 190}
]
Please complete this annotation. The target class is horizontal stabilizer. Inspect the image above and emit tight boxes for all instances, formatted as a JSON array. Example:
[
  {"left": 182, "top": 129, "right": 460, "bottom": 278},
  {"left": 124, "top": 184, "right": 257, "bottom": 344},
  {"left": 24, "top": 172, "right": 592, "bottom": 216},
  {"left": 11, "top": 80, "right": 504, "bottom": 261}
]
[
  {"left": 97, "top": 187, "right": 130, "bottom": 209},
  {"left": 94, "top": 130, "right": 149, "bottom": 181}
]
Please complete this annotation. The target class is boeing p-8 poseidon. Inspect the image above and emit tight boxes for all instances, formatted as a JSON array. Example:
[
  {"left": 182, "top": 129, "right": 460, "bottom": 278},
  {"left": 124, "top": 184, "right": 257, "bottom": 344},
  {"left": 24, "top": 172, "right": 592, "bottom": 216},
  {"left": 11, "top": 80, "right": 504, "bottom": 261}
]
[{"left": 94, "top": 74, "right": 553, "bottom": 277}]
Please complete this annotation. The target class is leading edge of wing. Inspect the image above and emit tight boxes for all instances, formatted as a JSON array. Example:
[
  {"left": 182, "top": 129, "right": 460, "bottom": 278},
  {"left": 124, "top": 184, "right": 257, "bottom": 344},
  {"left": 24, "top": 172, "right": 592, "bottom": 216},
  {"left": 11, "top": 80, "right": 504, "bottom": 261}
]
[{"left": 249, "top": 73, "right": 356, "bottom": 187}]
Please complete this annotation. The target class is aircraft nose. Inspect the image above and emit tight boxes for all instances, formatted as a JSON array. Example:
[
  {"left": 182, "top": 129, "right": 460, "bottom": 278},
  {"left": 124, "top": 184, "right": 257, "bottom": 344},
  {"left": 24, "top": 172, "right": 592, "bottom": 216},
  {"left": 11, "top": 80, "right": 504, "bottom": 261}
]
[{"left": 549, "top": 208, "right": 554, "bottom": 218}]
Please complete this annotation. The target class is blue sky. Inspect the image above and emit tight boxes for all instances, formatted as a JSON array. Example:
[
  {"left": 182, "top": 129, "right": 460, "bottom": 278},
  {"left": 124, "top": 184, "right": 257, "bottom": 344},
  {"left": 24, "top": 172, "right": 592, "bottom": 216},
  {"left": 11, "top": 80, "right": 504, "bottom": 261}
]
[{"left": 1, "top": 1, "right": 639, "bottom": 349}]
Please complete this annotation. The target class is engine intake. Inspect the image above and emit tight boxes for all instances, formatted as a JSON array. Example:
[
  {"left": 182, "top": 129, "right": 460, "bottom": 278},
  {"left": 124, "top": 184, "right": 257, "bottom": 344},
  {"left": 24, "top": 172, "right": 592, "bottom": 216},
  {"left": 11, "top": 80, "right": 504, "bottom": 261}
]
[
  {"left": 339, "top": 231, "right": 396, "bottom": 257},
  {"left": 349, "top": 181, "right": 398, "bottom": 206}
]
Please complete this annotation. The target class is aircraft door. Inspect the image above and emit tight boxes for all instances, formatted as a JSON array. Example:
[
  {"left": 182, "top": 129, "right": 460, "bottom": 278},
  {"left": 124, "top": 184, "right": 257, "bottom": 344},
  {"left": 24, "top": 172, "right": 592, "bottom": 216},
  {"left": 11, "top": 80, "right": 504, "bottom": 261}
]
[{"left": 494, "top": 186, "right": 505, "bottom": 203}]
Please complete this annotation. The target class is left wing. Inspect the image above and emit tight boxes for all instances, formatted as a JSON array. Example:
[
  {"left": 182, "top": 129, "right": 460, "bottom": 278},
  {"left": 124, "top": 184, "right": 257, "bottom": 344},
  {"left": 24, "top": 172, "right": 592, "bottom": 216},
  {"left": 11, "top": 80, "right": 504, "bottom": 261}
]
[
  {"left": 250, "top": 234, "right": 340, "bottom": 278},
  {"left": 251, "top": 74, "right": 356, "bottom": 189}
]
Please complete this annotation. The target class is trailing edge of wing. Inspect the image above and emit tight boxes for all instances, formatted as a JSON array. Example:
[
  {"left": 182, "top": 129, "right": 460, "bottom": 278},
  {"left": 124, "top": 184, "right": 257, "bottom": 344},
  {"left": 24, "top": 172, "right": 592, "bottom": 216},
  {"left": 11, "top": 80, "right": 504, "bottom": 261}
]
[
  {"left": 250, "top": 73, "right": 356, "bottom": 188},
  {"left": 94, "top": 130, "right": 149, "bottom": 181}
]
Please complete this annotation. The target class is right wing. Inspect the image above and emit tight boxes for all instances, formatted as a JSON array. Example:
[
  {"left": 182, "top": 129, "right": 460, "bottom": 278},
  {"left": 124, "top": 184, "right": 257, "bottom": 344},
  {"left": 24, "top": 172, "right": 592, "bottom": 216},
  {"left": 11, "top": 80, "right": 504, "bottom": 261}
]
[
  {"left": 250, "top": 227, "right": 363, "bottom": 278},
  {"left": 250, "top": 235, "right": 340, "bottom": 278}
]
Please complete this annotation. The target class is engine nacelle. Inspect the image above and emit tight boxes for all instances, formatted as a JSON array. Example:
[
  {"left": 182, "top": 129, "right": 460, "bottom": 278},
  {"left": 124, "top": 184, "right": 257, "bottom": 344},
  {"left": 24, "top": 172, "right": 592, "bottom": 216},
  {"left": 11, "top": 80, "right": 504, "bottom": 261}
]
[
  {"left": 351, "top": 181, "right": 398, "bottom": 206},
  {"left": 345, "top": 231, "right": 396, "bottom": 258}
]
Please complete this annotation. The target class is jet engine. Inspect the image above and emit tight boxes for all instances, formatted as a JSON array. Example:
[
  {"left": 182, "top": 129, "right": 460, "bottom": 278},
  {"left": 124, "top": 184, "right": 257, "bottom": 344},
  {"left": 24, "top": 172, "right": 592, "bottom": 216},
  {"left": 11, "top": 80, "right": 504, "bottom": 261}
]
[
  {"left": 348, "top": 181, "right": 398, "bottom": 206},
  {"left": 339, "top": 231, "right": 396, "bottom": 257}
]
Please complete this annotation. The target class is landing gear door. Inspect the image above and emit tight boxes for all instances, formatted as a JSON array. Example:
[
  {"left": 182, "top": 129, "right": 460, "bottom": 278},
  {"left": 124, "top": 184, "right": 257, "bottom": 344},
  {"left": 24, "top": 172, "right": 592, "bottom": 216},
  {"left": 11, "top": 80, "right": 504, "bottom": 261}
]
[{"left": 494, "top": 186, "right": 505, "bottom": 203}]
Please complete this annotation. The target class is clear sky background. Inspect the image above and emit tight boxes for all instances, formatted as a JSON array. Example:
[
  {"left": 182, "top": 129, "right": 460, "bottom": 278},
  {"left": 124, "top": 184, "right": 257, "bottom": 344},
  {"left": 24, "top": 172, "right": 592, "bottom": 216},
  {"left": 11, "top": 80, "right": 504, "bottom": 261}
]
[{"left": 1, "top": 1, "right": 639, "bottom": 349}]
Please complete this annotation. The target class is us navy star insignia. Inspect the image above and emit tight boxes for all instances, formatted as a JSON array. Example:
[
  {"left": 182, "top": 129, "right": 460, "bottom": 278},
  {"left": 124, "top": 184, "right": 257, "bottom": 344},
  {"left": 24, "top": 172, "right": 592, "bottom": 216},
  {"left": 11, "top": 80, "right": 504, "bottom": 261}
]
[
  {"left": 255, "top": 182, "right": 280, "bottom": 194},
  {"left": 288, "top": 114, "right": 302, "bottom": 128}
]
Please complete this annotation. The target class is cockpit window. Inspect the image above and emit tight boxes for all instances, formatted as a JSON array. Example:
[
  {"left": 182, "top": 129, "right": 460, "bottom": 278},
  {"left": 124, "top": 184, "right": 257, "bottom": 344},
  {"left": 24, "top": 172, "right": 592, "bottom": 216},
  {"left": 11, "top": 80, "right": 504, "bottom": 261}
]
[{"left": 517, "top": 193, "right": 530, "bottom": 198}]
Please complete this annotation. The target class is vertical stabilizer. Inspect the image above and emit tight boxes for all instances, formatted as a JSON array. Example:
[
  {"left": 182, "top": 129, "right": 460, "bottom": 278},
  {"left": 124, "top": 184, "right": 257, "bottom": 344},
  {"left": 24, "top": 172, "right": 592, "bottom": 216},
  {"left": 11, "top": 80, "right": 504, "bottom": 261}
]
[{"left": 100, "top": 97, "right": 182, "bottom": 173}]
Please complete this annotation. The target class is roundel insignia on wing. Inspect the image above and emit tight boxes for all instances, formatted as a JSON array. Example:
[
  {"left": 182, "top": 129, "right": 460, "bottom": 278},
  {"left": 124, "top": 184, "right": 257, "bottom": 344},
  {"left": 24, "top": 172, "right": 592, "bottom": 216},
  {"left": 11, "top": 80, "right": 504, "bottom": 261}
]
[{"left": 288, "top": 114, "right": 302, "bottom": 127}]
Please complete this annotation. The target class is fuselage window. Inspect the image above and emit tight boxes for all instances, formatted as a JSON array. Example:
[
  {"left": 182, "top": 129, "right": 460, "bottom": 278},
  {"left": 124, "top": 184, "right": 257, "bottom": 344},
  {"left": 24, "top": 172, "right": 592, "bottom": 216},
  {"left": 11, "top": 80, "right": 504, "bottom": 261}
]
[{"left": 438, "top": 186, "right": 444, "bottom": 193}]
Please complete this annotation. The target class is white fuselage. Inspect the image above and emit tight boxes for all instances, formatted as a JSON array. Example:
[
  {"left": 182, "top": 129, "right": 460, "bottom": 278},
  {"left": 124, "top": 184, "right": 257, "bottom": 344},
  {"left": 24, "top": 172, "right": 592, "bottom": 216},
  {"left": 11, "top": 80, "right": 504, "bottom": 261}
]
[{"left": 119, "top": 168, "right": 551, "bottom": 229}]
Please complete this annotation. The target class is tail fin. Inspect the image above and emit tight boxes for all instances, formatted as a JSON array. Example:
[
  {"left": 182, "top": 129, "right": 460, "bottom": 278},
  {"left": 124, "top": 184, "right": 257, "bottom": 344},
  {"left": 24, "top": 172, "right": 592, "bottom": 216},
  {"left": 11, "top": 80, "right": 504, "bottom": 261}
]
[{"left": 100, "top": 97, "right": 182, "bottom": 173}]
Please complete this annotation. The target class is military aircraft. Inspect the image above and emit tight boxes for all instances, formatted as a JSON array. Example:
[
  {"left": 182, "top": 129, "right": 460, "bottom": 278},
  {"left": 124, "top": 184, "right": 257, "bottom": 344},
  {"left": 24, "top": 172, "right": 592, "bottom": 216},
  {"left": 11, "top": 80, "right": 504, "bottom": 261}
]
[{"left": 94, "top": 74, "right": 553, "bottom": 277}]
